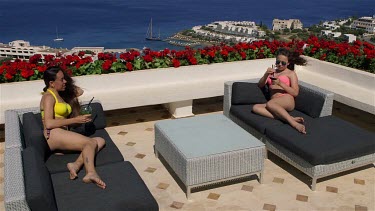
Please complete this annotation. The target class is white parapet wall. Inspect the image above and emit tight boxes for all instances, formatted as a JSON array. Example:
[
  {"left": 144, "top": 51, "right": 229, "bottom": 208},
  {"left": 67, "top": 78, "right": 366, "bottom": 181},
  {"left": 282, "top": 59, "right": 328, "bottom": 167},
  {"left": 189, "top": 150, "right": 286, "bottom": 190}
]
[
  {"left": 0, "top": 56, "right": 374, "bottom": 124},
  {"left": 296, "top": 56, "right": 375, "bottom": 115}
]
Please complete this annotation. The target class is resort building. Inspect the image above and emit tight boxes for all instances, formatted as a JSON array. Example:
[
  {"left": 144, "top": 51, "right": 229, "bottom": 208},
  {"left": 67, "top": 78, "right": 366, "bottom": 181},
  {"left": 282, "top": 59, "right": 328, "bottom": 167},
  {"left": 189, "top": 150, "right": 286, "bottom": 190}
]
[
  {"left": 190, "top": 21, "right": 265, "bottom": 43},
  {"left": 272, "top": 19, "right": 303, "bottom": 31},
  {"left": 351, "top": 15, "right": 375, "bottom": 34},
  {"left": 321, "top": 30, "right": 342, "bottom": 38},
  {"left": 0, "top": 40, "right": 67, "bottom": 61},
  {"left": 322, "top": 21, "right": 340, "bottom": 30},
  {"left": 69, "top": 47, "right": 104, "bottom": 55}
]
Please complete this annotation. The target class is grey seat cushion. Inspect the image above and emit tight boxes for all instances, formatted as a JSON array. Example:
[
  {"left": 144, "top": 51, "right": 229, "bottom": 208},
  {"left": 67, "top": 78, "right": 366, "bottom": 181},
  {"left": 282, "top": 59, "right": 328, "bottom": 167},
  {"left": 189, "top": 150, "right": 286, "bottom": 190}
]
[
  {"left": 51, "top": 161, "right": 159, "bottom": 211},
  {"left": 230, "top": 104, "right": 313, "bottom": 134},
  {"left": 46, "top": 129, "right": 124, "bottom": 174},
  {"left": 22, "top": 147, "right": 58, "bottom": 211},
  {"left": 265, "top": 116, "right": 375, "bottom": 165}
]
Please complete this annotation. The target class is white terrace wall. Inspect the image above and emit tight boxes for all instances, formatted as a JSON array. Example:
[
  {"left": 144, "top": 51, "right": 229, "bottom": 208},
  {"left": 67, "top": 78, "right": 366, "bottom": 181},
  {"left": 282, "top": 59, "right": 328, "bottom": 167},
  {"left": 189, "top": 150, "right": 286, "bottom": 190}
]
[{"left": 1, "top": 57, "right": 374, "bottom": 124}]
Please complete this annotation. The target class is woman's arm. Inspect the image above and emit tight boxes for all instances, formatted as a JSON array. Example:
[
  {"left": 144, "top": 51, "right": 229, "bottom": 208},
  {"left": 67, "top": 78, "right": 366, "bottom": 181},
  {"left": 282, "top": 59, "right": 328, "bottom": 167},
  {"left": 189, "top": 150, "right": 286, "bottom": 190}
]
[
  {"left": 42, "top": 94, "right": 90, "bottom": 129},
  {"left": 258, "top": 67, "right": 274, "bottom": 88},
  {"left": 276, "top": 72, "right": 299, "bottom": 97}
]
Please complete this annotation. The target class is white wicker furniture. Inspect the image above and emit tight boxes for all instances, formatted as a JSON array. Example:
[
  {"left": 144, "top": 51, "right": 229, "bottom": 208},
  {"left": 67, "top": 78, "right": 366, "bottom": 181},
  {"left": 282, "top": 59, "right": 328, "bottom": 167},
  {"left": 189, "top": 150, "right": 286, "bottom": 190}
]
[{"left": 154, "top": 114, "right": 265, "bottom": 198}]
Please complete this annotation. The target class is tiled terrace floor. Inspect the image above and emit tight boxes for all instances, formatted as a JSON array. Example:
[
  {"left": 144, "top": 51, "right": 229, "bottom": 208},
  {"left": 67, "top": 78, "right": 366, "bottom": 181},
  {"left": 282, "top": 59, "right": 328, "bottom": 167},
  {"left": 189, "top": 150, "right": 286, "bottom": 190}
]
[{"left": 0, "top": 97, "right": 374, "bottom": 210}]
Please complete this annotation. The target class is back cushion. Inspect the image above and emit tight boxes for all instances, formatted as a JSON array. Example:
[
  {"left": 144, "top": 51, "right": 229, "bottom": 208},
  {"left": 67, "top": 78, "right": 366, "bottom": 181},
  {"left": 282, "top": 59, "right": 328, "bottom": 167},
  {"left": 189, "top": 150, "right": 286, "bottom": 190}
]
[
  {"left": 22, "top": 147, "right": 58, "bottom": 211},
  {"left": 231, "top": 82, "right": 268, "bottom": 105},
  {"left": 295, "top": 85, "right": 325, "bottom": 118},
  {"left": 22, "top": 112, "right": 51, "bottom": 161}
]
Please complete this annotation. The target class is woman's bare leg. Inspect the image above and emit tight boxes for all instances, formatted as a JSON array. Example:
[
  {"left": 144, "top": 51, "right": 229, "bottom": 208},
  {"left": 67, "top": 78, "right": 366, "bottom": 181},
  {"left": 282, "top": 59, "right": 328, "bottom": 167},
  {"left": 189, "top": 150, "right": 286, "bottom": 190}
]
[
  {"left": 67, "top": 137, "right": 105, "bottom": 180},
  {"left": 252, "top": 104, "right": 276, "bottom": 119},
  {"left": 266, "top": 95, "right": 306, "bottom": 134},
  {"left": 47, "top": 129, "right": 106, "bottom": 189}
]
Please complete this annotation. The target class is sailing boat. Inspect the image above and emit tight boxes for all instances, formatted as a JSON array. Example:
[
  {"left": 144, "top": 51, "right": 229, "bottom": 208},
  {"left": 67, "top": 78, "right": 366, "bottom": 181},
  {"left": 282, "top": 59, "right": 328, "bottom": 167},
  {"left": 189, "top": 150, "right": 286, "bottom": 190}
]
[
  {"left": 53, "top": 27, "right": 64, "bottom": 42},
  {"left": 145, "top": 18, "right": 162, "bottom": 41}
]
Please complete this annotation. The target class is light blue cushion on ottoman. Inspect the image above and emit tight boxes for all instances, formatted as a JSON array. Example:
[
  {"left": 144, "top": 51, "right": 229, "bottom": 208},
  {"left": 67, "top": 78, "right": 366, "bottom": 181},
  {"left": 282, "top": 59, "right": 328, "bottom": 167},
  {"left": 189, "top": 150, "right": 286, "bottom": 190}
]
[{"left": 154, "top": 114, "right": 265, "bottom": 198}]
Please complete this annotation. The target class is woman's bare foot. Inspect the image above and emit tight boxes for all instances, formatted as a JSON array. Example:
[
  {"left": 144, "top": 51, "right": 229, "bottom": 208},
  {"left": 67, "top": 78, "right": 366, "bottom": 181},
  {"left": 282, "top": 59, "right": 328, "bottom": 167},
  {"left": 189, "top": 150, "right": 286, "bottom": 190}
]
[
  {"left": 291, "top": 122, "right": 307, "bottom": 134},
  {"left": 83, "top": 172, "right": 106, "bottom": 189},
  {"left": 293, "top": 117, "right": 304, "bottom": 124},
  {"left": 67, "top": 163, "right": 80, "bottom": 180}
]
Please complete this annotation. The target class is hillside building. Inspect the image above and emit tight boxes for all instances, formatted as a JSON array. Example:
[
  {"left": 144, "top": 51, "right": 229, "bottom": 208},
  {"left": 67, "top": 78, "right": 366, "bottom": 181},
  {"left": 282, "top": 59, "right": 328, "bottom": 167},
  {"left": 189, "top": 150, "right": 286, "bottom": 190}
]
[
  {"left": 351, "top": 15, "right": 375, "bottom": 34},
  {"left": 272, "top": 19, "right": 303, "bottom": 31}
]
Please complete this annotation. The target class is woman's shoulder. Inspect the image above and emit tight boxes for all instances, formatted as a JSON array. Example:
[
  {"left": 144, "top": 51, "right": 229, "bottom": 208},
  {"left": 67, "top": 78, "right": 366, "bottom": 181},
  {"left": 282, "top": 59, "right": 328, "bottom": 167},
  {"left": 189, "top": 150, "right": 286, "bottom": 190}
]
[{"left": 41, "top": 92, "right": 55, "bottom": 103}]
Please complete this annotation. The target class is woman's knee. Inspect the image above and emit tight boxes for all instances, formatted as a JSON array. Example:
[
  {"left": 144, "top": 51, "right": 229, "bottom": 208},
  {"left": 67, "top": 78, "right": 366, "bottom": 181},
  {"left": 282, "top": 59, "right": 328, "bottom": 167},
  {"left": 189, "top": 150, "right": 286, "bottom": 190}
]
[
  {"left": 266, "top": 101, "right": 277, "bottom": 111},
  {"left": 83, "top": 139, "right": 98, "bottom": 150},
  {"left": 93, "top": 137, "right": 105, "bottom": 149}
]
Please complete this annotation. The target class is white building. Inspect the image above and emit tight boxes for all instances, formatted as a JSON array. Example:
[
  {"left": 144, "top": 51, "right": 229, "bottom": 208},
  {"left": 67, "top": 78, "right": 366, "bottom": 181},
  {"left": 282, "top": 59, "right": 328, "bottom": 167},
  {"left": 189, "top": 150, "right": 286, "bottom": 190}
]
[
  {"left": 272, "top": 19, "right": 303, "bottom": 31},
  {"left": 322, "top": 21, "right": 340, "bottom": 30},
  {"left": 0, "top": 40, "right": 67, "bottom": 61},
  {"left": 321, "top": 30, "right": 342, "bottom": 38},
  {"left": 351, "top": 15, "right": 375, "bottom": 34},
  {"left": 344, "top": 34, "right": 356, "bottom": 43},
  {"left": 69, "top": 47, "right": 104, "bottom": 55}
]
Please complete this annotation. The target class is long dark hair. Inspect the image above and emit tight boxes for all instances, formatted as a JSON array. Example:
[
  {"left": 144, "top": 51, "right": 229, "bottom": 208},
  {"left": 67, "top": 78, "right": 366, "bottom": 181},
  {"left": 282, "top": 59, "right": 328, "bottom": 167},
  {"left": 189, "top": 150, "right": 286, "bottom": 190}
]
[
  {"left": 43, "top": 67, "right": 80, "bottom": 117},
  {"left": 276, "top": 48, "right": 307, "bottom": 70}
]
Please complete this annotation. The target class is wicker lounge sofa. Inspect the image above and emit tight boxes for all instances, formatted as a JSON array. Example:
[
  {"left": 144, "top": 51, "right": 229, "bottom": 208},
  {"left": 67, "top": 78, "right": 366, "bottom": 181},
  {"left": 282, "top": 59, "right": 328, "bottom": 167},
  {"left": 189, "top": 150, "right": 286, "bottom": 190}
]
[
  {"left": 224, "top": 79, "right": 375, "bottom": 190},
  {"left": 4, "top": 101, "right": 159, "bottom": 211}
]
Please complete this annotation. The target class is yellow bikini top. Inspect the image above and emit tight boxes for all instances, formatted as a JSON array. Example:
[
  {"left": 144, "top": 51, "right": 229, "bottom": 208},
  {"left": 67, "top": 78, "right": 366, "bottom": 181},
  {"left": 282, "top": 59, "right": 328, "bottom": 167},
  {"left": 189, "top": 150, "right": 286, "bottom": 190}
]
[{"left": 41, "top": 89, "right": 72, "bottom": 118}]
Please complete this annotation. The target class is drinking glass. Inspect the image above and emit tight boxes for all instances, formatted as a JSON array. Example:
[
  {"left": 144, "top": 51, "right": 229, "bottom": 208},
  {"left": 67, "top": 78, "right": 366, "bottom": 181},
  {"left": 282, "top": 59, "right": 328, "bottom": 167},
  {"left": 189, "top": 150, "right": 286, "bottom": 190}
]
[{"left": 80, "top": 105, "right": 92, "bottom": 116}]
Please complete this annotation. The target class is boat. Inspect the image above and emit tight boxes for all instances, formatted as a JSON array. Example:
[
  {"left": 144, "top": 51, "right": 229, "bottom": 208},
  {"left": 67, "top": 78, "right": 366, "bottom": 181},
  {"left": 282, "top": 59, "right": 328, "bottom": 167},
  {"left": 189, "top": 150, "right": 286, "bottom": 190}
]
[
  {"left": 145, "top": 18, "right": 162, "bottom": 41},
  {"left": 53, "top": 27, "right": 64, "bottom": 42}
]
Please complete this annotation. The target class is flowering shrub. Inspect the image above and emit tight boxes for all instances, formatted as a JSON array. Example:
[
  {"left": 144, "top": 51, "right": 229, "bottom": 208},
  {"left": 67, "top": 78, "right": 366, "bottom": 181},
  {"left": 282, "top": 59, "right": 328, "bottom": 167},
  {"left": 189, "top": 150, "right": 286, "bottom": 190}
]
[
  {"left": 0, "top": 36, "right": 374, "bottom": 83},
  {"left": 303, "top": 36, "right": 375, "bottom": 71}
]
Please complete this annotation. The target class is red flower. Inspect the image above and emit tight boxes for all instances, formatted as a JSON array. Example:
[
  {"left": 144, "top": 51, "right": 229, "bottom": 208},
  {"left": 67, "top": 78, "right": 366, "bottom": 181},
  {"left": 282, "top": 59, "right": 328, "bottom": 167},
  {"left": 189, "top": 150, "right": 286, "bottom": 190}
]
[
  {"left": 78, "top": 51, "right": 85, "bottom": 57},
  {"left": 220, "top": 50, "right": 229, "bottom": 57},
  {"left": 126, "top": 62, "right": 133, "bottom": 71},
  {"left": 240, "top": 52, "right": 246, "bottom": 60},
  {"left": 5, "top": 73, "right": 13, "bottom": 80},
  {"left": 172, "top": 59, "right": 180, "bottom": 68},
  {"left": 188, "top": 57, "right": 197, "bottom": 65},
  {"left": 207, "top": 50, "right": 215, "bottom": 58},
  {"left": 102, "top": 60, "right": 113, "bottom": 71},
  {"left": 29, "top": 54, "right": 42, "bottom": 64},
  {"left": 143, "top": 55, "right": 153, "bottom": 63},
  {"left": 37, "top": 66, "right": 47, "bottom": 73}
]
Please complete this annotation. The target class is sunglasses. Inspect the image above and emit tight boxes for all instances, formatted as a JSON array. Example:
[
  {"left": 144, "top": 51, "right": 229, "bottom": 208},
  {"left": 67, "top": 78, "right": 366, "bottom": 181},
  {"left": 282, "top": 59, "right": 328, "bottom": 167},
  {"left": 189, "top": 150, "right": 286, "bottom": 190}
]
[{"left": 276, "top": 60, "right": 287, "bottom": 66}]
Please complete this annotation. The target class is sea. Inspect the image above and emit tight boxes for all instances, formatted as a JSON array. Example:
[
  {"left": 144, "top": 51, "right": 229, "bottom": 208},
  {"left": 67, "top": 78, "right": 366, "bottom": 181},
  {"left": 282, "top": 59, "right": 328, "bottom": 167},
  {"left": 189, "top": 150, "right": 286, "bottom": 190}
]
[{"left": 0, "top": 0, "right": 374, "bottom": 51}]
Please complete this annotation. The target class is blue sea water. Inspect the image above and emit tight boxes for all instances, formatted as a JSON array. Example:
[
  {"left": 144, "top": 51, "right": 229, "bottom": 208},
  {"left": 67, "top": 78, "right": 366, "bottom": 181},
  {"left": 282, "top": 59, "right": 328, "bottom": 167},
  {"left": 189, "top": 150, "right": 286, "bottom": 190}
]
[{"left": 0, "top": 0, "right": 374, "bottom": 50}]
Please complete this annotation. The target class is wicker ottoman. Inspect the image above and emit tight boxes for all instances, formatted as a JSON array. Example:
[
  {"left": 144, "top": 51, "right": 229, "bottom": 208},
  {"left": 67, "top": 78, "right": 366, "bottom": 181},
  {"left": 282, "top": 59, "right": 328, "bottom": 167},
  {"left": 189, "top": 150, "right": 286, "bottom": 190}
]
[{"left": 154, "top": 114, "right": 265, "bottom": 198}]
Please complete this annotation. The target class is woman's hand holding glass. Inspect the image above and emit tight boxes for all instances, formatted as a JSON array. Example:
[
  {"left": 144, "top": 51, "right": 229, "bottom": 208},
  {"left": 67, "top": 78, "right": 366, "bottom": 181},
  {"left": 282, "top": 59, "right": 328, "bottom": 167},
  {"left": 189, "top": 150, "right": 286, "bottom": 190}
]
[{"left": 75, "top": 105, "right": 93, "bottom": 123}]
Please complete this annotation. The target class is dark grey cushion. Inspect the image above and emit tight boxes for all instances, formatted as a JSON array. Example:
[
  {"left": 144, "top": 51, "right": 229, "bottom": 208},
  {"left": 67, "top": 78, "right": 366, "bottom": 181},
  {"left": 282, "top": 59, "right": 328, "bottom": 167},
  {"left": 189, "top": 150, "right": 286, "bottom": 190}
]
[
  {"left": 230, "top": 104, "right": 313, "bottom": 134},
  {"left": 22, "top": 147, "right": 58, "bottom": 211},
  {"left": 46, "top": 129, "right": 124, "bottom": 174},
  {"left": 231, "top": 82, "right": 268, "bottom": 105},
  {"left": 52, "top": 161, "right": 159, "bottom": 211},
  {"left": 265, "top": 116, "right": 375, "bottom": 165},
  {"left": 22, "top": 112, "right": 51, "bottom": 161},
  {"left": 294, "top": 85, "right": 326, "bottom": 118}
]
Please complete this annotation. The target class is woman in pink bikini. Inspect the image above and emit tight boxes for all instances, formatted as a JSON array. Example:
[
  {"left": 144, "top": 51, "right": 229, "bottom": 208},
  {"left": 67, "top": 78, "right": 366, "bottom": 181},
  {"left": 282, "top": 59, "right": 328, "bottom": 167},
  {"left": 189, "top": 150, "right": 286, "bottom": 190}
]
[{"left": 252, "top": 48, "right": 307, "bottom": 134}]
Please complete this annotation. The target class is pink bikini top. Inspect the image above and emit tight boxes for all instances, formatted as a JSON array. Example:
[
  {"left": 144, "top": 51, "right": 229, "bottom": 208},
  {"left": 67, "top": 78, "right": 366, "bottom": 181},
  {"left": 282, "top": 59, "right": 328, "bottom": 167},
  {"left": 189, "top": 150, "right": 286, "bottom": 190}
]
[{"left": 267, "top": 75, "right": 291, "bottom": 86}]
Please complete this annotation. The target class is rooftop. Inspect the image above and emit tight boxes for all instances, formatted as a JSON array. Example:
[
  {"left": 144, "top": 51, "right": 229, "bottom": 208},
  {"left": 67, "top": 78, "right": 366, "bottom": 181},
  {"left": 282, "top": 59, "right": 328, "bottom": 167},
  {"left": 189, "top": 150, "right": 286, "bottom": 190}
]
[{"left": 0, "top": 97, "right": 373, "bottom": 210}]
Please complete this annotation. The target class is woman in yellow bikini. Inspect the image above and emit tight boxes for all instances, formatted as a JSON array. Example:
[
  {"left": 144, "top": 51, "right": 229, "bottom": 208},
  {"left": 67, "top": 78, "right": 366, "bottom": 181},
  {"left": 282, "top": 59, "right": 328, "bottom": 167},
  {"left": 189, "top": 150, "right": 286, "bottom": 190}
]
[
  {"left": 40, "top": 67, "right": 106, "bottom": 189},
  {"left": 252, "top": 48, "right": 307, "bottom": 134}
]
